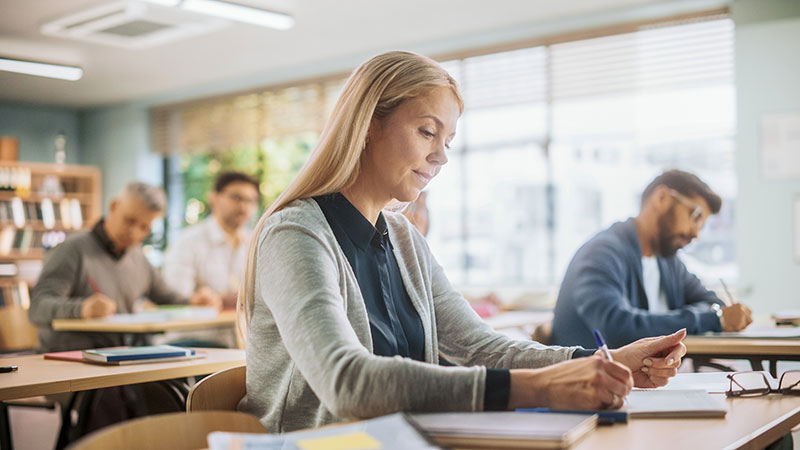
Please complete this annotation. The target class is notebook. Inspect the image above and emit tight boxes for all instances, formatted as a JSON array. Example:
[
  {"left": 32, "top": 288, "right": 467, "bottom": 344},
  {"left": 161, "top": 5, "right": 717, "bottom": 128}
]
[
  {"left": 208, "top": 413, "right": 437, "bottom": 450},
  {"left": 409, "top": 411, "right": 597, "bottom": 449},
  {"left": 82, "top": 345, "right": 195, "bottom": 363},
  {"left": 45, "top": 349, "right": 204, "bottom": 366},
  {"left": 621, "top": 389, "right": 727, "bottom": 418}
]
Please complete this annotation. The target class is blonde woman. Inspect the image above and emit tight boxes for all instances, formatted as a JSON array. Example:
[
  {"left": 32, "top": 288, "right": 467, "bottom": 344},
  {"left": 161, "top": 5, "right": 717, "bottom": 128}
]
[{"left": 238, "top": 51, "right": 687, "bottom": 433}]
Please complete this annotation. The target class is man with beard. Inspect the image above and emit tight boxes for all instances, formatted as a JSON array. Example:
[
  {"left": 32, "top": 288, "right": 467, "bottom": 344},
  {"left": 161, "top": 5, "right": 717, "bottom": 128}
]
[
  {"left": 550, "top": 170, "right": 752, "bottom": 349},
  {"left": 164, "top": 171, "right": 260, "bottom": 309}
]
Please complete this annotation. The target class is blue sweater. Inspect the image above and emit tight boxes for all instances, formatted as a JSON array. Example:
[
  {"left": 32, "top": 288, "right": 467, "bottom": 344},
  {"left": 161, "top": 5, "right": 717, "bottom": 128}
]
[{"left": 551, "top": 218, "right": 724, "bottom": 349}]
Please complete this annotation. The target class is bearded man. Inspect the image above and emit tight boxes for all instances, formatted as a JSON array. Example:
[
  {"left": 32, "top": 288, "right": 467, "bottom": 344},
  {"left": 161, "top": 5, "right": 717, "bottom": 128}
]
[{"left": 550, "top": 170, "right": 752, "bottom": 349}]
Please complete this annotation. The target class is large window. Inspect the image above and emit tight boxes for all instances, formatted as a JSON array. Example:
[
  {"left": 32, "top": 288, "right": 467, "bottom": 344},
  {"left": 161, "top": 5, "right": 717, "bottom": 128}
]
[
  {"left": 154, "top": 15, "right": 736, "bottom": 294},
  {"left": 427, "top": 16, "right": 736, "bottom": 292}
]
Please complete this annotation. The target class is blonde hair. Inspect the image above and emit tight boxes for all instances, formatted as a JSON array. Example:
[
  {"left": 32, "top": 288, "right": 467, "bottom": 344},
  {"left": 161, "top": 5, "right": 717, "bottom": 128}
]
[{"left": 236, "top": 51, "right": 463, "bottom": 343}]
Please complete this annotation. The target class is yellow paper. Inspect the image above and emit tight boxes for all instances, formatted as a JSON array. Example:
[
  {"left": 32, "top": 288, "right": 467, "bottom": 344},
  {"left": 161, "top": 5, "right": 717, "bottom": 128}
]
[{"left": 297, "top": 431, "right": 382, "bottom": 450}]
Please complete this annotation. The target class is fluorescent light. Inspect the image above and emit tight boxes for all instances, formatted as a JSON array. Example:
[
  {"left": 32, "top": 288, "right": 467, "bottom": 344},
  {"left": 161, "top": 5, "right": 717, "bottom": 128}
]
[
  {"left": 0, "top": 57, "right": 83, "bottom": 81},
  {"left": 180, "top": 0, "right": 294, "bottom": 30}
]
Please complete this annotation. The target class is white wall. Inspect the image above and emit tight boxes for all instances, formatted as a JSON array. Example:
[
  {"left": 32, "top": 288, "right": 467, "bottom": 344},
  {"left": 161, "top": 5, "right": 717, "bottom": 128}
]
[{"left": 732, "top": 0, "right": 800, "bottom": 314}]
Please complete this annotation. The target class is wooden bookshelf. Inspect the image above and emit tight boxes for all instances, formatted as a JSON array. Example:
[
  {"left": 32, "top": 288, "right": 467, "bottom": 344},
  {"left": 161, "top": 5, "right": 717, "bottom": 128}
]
[{"left": 0, "top": 161, "right": 101, "bottom": 352}]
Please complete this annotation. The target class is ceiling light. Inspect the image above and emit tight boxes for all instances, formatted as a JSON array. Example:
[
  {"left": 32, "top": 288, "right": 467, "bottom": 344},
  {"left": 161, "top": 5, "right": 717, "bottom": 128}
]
[
  {"left": 0, "top": 57, "right": 83, "bottom": 81},
  {"left": 141, "top": 0, "right": 294, "bottom": 30}
]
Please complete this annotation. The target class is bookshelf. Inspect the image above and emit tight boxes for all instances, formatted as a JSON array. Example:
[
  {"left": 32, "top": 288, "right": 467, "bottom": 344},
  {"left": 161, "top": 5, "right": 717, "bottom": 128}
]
[{"left": 0, "top": 161, "right": 101, "bottom": 352}]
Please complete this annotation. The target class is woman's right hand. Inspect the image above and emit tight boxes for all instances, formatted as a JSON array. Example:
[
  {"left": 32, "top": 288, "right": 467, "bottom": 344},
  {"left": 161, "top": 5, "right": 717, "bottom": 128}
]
[{"left": 507, "top": 356, "right": 633, "bottom": 410}]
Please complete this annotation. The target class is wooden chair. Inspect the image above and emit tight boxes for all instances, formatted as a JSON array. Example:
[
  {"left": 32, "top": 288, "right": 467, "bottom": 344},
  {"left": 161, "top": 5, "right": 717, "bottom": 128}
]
[
  {"left": 531, "top": 321, "right": 552, "bottom": 345},
  {"left": 0, "top": 305, "right": 38, "bottom": 352},
  {"left": 186, "top": 365, "right": 246, "bottom": 412},
  {"left": 66, "top": 411, "right": 266, "bottom": 450}
]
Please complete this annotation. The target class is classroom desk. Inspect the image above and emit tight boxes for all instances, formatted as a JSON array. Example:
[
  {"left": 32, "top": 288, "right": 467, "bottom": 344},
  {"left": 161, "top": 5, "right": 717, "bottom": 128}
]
[
  {"left": 51, "top": 310, "right": 237, "bottom": 334},
  {"left": 0, "top": 347, "right": 244, "bottom": 402},
  {"left": 684, "top": 335, "right": 800, "bottom": 377},
  {"left": 0, "top": 348, "right": 244, "bottom": 450},
  {"left": 576, "top": 394, "right": 800, "bottom": 450}
]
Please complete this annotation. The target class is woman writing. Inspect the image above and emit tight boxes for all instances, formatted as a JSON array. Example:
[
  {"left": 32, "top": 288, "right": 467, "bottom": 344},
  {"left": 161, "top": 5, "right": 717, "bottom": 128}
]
[{"left": 238, "top": 50, "right": 687, "bottom": 432}]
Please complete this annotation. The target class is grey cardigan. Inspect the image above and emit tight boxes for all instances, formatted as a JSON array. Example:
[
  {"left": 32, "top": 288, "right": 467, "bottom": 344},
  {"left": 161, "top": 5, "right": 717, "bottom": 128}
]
[{"left": 240, "top": 198, "right": 579, "bottom": 432}]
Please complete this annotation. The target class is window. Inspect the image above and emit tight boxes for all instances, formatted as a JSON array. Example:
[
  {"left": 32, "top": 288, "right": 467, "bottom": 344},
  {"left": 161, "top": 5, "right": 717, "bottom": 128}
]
[
  {"left": 152, "top": 15, "right": 736, "bottom": 293},
  {"left": 427, "top": 16, "right": 736, "bottom": 292}
]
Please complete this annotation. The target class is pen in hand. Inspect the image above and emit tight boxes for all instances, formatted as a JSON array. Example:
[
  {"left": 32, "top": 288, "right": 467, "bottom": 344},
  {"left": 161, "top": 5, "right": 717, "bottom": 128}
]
[
  {"left": 88, "top": 276, "right": 101, "bottom": 294},
  {"left": 719, "top": 278, "right": 736, "bottom": 307},
  {"left": 592, "top": 329, "right": 614, "bottom": 362}
]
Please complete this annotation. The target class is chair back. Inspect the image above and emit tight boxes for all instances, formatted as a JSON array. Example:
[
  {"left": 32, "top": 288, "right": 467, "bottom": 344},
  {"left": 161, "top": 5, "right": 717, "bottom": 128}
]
[
  {"left": 0, "top": 305, "right": 38, "bottom": 351},
  {"left": 186, "top": 365, "right": 246, "bottom": 412},
  {"left": 532, "top": 321, "right": 552, "bottom": 345},
  {"left": 66, "top": 411, "right": 266, "bottom": 450}
]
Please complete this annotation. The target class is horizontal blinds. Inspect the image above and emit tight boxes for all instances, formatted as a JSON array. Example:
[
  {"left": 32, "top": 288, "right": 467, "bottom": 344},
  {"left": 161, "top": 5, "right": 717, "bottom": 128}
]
[
  {"left": 551, "top": 16, "right": 733, "bottom": 100},
  {"left": 151, "top": 80, "right": 343, "bottom": 155},
  {"left": 460, "top": 47, "right": 548, "bottom": 109},
  {"left": 151, "top": 14, "right": 732, "bottom": 154}
]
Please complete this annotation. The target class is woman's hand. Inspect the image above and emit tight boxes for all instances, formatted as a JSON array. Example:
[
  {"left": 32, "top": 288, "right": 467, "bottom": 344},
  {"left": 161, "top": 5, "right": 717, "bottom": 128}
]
[
  {"left": 508, "top": 356, "right": 633, "bottom": 411},
  {"left": 609, "top": 328, "right": 687, "bottom": 388}
]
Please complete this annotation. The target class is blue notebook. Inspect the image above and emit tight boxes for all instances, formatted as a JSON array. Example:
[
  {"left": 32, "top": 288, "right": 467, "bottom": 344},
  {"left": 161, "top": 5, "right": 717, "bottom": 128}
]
[
  {"left": 517, "top": 407, "right": 628, "bottom": 424},
  {"left": 82, "top": 345, "right": 195, "bottom": 363}
]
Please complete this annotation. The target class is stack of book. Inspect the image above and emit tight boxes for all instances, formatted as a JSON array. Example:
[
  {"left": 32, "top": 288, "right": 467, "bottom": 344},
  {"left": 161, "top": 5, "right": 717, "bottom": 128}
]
[{"left": 44, "top": 345, "right": 202, "bottom": 365}]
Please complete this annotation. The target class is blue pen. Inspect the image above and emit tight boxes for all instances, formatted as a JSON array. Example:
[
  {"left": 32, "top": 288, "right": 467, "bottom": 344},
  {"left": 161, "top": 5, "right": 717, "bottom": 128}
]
[{"left": 592, "top": 329, "right": 614, "bottom": 362}]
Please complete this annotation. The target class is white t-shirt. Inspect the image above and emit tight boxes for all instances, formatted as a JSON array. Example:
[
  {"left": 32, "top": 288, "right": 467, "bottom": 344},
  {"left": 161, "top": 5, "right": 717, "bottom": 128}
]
[{"left": 641, "top": 256, "right": 669, "bottom": 313}]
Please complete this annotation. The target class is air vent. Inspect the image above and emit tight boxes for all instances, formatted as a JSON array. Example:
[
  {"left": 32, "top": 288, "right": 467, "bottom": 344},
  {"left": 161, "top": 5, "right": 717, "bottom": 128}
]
[{"left": 41, "top": 1, "right": 226, "bottom": 49}]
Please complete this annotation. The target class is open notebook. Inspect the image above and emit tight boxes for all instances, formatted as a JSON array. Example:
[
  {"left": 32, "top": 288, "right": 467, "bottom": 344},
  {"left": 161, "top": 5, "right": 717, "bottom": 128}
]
[{"left": 621, "top": 389, "right": 728, "bottom": 418}]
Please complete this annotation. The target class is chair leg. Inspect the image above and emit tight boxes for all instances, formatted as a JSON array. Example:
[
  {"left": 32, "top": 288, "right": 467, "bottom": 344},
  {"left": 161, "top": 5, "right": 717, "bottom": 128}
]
[{"left": 0, "top": 401, "right": 13, "bottom": 450}]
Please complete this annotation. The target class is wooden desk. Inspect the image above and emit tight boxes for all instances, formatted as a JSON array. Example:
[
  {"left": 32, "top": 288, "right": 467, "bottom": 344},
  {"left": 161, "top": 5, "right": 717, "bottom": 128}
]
[
  {"left": 51, "top": 310, "right": 237, "bottom": 334},
  {"left": 684, "top": 335, "right": 800, "bottom": 377},
  {"left": 0, "top": 348, "right": 244, "bottom": 402},
  {"left": 576, "top": 394, "right": 800, "bottom": 450}
]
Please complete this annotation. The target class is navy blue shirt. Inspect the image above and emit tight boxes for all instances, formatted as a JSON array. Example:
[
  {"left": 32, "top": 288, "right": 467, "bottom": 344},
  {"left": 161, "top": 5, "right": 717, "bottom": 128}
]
[{"left": 314, "top": 193, "right": 512, "bottom": 410}]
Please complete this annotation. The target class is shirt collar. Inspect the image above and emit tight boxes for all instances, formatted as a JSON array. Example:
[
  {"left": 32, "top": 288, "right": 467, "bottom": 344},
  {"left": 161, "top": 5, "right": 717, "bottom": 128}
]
[
  {"left": 315, "top": 193, "right": 388, "bottom": 251},
  {"left": 91, "top": 218, "right": 125, "bottom": 260},
  {"left": 205, "top": 217, "right": 229, "bottom": 245}
]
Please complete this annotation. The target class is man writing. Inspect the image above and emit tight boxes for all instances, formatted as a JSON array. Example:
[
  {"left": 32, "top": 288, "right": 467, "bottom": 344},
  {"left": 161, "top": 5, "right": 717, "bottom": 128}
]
[
  {"left": 29, "top": 182, "right": 220, "bottom": 352},
  {"left": 551, "top": 170, "right": 752, "bottom": 349}
]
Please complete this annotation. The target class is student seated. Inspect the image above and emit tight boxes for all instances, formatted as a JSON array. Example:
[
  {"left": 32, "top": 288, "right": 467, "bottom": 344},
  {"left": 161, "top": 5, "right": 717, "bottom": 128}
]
[
  {"left": 28, "top": 182, "right": 221, "bottom": 352},
  {"left": 551, "top": 170, "right": 753, "bottom": 349},
  {"left": 237, "top": 51, "right": 687, "bottom": 433},
  {"left": 164, "top": 171, "right": 260, "bottom": 309}
]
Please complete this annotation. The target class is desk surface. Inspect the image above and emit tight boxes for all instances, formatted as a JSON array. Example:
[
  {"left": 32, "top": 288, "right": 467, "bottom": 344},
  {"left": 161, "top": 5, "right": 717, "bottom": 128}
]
[
  {"left": 51, "top": 310, "right": 237, "bottom": 333},
  {"left": 577, "top": 394, "right": 800, "bottom": 450},
  {"left": 0, "top": 348, "right": 245, "bottom": 401},
  {"left": 684, "top": 335, "right": 800, "bottom": 357}
]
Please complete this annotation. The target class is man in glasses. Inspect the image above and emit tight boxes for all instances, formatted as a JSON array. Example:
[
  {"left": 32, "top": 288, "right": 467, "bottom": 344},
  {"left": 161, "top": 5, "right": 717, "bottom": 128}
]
[
  {"left": 551, "top": 170, "right": 753, "bottom": 349},
  {"left": 164, "top": 171, "right": 260, "bottom": 310}
]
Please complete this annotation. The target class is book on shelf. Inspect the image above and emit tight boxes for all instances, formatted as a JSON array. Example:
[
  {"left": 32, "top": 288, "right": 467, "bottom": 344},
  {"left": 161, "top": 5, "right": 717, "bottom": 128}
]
[
  {"left": 0, "top": 281, "right": 29, "bottom": 308},
  {"left": 82, "top": 345, "right": 197, "bottom": 363},
  {"left": 41, "top": 198, "right": 55, "bottom": 229},
  {"left": 59, "top": 198, "right": 71, "bottom": 229},
  {"left": 10, "top": 197, "right": 25, "bottom": 228},
  {"left": 208, "top": 413, "right": 437, "bottom": 450},
  {"left": 45, "top": 347, "right": 205, "bottom": 366},
  {"left": 409, "top": 411, "right": 598, "bottom": 449}
]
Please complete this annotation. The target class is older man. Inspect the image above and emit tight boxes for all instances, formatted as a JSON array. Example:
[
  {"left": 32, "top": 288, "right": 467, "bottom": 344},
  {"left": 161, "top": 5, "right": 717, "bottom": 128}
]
[
  {"left": 29, "top": 182, "right": 220, "bottom": 352},
  {"left": 551, "top": 170, "right": 752, "bottom": 349}
]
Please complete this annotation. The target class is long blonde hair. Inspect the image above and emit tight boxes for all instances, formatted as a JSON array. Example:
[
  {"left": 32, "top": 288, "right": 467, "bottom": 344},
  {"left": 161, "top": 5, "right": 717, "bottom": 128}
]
[{"left": 236, "top": 51, "right": 463, "bottom": 342}]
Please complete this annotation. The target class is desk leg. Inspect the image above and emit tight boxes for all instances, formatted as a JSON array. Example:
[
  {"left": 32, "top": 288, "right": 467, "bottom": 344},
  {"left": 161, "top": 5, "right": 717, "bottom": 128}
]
[
  {"left": 769, "top": 359, "right": 779, "bottom": 378},
  {"left": 0, "top": 402, "right": 12, "bottom": 450}
]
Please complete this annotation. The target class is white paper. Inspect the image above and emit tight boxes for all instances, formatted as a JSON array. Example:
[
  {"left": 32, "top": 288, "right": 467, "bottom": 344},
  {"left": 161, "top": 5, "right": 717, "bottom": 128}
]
[{"left": 761, "top": 112, "right": 800, "bottom": 180}]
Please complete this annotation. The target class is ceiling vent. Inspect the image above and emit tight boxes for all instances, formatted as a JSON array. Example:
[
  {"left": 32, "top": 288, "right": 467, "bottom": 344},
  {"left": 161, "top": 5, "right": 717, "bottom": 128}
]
[{"left": 41, "top": 1, "right": 226, "bottom": 49}]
